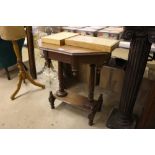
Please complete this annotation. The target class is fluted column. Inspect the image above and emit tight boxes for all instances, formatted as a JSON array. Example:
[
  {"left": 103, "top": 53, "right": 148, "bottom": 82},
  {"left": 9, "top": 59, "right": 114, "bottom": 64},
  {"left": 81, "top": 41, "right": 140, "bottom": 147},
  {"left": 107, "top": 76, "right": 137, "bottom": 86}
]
[{"left": 106, "top": 27, "right": 155, "bottom": 128}]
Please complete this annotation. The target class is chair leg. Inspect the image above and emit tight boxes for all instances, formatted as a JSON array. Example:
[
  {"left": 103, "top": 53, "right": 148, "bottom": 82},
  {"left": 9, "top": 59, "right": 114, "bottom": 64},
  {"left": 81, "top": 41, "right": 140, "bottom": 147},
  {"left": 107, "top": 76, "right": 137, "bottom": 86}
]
[{"left": 4, "top": 67, "right": 11, "bottom": 80}]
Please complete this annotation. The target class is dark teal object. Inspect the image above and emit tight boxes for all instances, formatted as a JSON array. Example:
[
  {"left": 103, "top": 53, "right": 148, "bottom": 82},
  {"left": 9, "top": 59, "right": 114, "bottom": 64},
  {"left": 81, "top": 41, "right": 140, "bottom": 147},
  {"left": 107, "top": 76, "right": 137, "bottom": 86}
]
[{"left": 0, "top": 38, "right": 25, "bottom": 79}]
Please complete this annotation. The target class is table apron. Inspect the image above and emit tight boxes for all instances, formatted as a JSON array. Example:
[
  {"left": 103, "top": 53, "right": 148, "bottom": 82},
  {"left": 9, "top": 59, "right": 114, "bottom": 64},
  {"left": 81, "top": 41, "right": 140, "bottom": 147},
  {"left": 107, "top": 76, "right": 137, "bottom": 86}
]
[{"left": 43, "top": 50, "right": 111, "bottom": 65}]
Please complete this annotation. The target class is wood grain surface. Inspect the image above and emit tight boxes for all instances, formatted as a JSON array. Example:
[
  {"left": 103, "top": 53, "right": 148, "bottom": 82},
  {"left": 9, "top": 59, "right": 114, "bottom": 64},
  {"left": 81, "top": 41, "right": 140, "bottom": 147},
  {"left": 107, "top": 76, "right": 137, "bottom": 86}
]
[
  {"left": 65, "top": 35, "right": 119, "bottom": 52},
  {"left": 41, "top": 32, "right": 79, "bottom": 45}
]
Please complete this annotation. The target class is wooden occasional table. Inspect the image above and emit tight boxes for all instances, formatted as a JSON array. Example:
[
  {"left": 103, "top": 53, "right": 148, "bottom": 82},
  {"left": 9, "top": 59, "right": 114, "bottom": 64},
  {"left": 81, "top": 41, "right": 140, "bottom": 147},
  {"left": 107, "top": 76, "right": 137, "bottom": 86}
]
[{"left": 39, "top": 42, "right": 111, "bottom": 126}]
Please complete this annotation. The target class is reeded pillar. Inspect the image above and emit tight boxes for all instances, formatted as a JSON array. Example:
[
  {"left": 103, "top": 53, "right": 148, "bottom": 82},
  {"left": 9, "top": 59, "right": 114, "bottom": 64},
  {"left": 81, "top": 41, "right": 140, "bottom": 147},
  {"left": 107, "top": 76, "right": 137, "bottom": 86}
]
[{"left": 106, "top": 27, "right": 155, "bottom": 128}]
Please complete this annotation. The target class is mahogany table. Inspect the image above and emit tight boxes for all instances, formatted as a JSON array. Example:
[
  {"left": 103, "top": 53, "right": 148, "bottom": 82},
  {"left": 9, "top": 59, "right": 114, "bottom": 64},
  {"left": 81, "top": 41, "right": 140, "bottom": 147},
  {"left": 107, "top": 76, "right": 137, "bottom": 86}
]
[{"left": 39, "top": 42, "right": 111, "bottom": 126}]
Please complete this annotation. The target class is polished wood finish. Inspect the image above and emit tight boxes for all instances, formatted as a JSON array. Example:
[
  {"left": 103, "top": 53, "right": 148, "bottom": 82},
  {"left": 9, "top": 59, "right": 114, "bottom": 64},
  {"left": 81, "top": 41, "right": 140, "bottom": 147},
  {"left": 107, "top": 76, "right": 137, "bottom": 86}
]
[
  {"left": 40, "top": 41, "right": 112, "bottom": 56},
  {"left": 88, "top": 93, "right": 103, "bottom": 126},
  {"left": 65, "top": 35, "right": 119, "bottom": 52},
  {"left": 54, "top": 91, "right": 92, "bottom": 110},
  {"left": 40, "top": 44, "right": 111, "bottom": 65},
  {"left": 26, "top": 26, "right": 37, "bottom": 79},
  {"left": 39, "top": 41, "right": 111, "bottom": 126},
  {"left": 137, "top": 81, "right": 155, "bottom": 129},
  {"left": 56, "top": 61, "right": 68, "bottom": 97},
  {"left": 41, "top": 32, "right": 79, "bottom": 45},
  {"left": 88, "top": 64, "right": 95, "bottom": 102},
  {"left": 88, "top": 64, "right": 97, "bottom": 126},
  {"left": 0, "top": 26, "right": 25, "bottom": 40},
  {"left": 107, "top": 26, "right": 155, "bottom": 129}
]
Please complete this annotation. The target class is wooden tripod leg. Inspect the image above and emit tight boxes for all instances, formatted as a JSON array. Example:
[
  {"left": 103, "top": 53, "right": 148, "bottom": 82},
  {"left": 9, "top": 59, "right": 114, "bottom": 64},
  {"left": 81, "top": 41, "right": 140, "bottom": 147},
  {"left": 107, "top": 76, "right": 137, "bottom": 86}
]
[
  {"left": 12, "top": 41, "right": 45, "bottom": 91},
  {"left": 10, "top": 74, "right": 23, "bottom": 100},
  {"left": 26, "top": 73, "right": 45, "bottom": 89}
]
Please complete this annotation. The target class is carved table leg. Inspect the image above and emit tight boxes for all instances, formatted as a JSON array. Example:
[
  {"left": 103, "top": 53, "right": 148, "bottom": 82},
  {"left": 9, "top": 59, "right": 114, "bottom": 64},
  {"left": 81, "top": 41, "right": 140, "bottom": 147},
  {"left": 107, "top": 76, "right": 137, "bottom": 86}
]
[
  {"left": 88, "top": 94, "right": 103, "bottom": 126},
  {"left": 88, "top": 64, "right": 95, "bottom": 126},
  {"left": 49, "top": 91, "right": 56, "bottom": 109},
  {"left": 106, "top": 28, "right": 152, "bottom": 129},
  {"left": 88, "top": 64, "right": 103, "bottom": 126},
  {"left": 56, "top": 61, "right": 67, "bottom": 97}
]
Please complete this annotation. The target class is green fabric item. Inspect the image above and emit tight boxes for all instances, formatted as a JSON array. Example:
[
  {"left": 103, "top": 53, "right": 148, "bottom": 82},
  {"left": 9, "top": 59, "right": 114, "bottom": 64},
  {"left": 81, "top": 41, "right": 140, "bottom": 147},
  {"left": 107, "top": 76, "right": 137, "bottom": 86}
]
[{"left": 0, "top": 38, "right": 24, "bottom": 68}]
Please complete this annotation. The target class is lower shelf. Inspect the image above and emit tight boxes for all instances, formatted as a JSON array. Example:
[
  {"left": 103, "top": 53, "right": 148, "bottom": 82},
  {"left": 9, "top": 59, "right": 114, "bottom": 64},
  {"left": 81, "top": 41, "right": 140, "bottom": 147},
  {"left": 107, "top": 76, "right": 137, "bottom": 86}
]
[
  {"left": 54, "top": 91, "right": 92, "bottom": 111},
  {"left": 50, "top": 90, "right": 103, "bottom": 126}
]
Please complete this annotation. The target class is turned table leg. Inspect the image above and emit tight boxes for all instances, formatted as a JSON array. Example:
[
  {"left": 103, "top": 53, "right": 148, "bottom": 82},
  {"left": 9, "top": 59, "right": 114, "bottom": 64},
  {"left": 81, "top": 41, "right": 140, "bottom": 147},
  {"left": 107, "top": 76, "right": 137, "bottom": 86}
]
[
  {"left": 88, "top": 64, "right": 95, "bottom": 103},
  {"left": 56, "top": 61, "right": 67, "bottom": 97},
  {"left": 49, "top": 61, "right": 67, "bottom": 108},
  {"left": 106, "top": 27, "right": 153, "bottom": 129},
  {"left": 88, "top": 64, "right": 103, "bottom": 126},
  {"left": 88, "top": 64, "right": 95, "bottom": 126}
]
